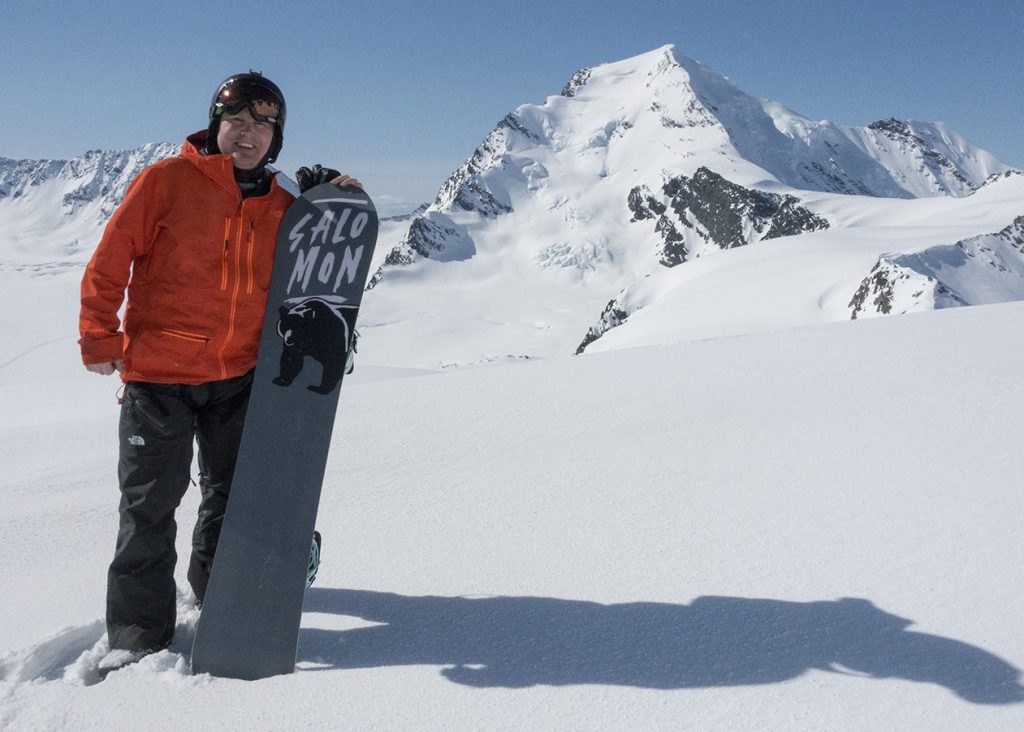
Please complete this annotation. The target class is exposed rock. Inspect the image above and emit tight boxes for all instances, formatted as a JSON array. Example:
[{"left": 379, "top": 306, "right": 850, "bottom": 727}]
[
  {"left": 868, "top": 117, "right": 972, "bottom": 189},
  {"left": 575, "top": 297, "right": 631, "bottom": 354},
  {"left": 366, "top": 211, "right": 476, "bottom": 290},
  {"left": 630, "top": 168, "right": 829, "bottom": 267},
  {"left": 849, "top": 216, "right": 1024, "bottom": 319},
  {"left": 561, "top": 68, "right": 592, "bottom": 97}
]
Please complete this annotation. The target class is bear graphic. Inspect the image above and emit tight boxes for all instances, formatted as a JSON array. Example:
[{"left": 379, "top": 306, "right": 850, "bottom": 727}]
[{"left": 273, "top": 296, "right": 354, "bottom": 394}]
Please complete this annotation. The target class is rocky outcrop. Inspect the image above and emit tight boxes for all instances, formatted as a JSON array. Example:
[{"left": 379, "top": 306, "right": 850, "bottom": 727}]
[
  {"left": 561, "top": 68, "right": 592, "bottom": 97},
  {"left": 868, "top": 118, "right": 971, "bottom": 190},
  {"left": 575, "top": 297, "right": 631, "bottom": 355},
  {"left": 629, "top": 168, "right": 830, "bottom": 266},
  {"left": 849, "top": 216, "right": 1024, "bottom": 319}
]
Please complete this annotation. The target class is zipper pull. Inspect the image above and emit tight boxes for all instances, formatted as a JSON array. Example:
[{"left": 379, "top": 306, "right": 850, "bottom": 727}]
[{"left": 222, "top": 218, "right": 232, "bottom": 253}]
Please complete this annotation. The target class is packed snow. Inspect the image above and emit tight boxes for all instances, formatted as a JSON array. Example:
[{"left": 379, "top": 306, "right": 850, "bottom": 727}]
[{"left": 3, "top": 44, "right": 1024, "bottom": 729}]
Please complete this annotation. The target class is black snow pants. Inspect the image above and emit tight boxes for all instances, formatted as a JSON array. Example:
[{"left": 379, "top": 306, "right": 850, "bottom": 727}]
[{"left": 106, "top": 371, "right": 252, "bottom": 651}]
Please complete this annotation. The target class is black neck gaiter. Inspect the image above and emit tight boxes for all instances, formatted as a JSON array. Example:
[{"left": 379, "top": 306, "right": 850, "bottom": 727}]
[{"left": 234, "top": 166, "right": 271, "bottom": 198}]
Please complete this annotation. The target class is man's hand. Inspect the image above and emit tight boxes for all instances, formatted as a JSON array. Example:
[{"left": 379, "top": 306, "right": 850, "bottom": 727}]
[
  {"left": 85, "top": 360, "right": 123, "bottom": 376},
  {"left": 296, "top": 164, "right": 363, "bottom": 193}
]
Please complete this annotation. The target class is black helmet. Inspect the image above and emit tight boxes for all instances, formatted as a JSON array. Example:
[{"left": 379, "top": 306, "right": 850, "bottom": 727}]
[{"left": 206, "top": 71, "right": 286, "bottom": 165}]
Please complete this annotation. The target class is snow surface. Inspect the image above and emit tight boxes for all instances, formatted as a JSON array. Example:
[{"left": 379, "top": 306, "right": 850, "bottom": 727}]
[{"left": 2, "top": 254, "right": 1024, "bottom": 728}]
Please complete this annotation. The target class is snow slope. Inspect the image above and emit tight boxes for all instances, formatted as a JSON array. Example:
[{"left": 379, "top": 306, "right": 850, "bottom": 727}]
[{"left": 581, "top": 172, "right": 1024, "bottom": 353}]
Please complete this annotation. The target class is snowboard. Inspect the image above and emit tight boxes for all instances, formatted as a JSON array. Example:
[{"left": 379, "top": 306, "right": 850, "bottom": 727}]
[{"left": 190, "top": 183, "right": 378, "bottom": 680}]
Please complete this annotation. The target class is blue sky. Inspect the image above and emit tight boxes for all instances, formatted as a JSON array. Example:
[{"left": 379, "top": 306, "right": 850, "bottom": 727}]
[{"left": 3, "top": 0, "right": 1022, "bottom": 214}]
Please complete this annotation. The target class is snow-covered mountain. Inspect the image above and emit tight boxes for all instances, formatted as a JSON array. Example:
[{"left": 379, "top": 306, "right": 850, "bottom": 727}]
[
  {"left": 362, "top": 44, "right": 1017, "bottom": 366},
  {"left": 0, "top": 143, "right": 177, "bottom": 271},
  {"left": 0, "top": 144, "right": 177, "bottom": 217},
  {"left": 1, "top": 45, "right": 1020, "bottom": 369},
  {"left": 849, "top": 173, "right": 1024, "bottom": 319},
  {"left": 576, "top": 171, "right": 1024, "bottom": 354}
]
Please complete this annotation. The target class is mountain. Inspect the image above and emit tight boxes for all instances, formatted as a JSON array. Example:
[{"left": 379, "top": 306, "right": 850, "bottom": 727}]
[
  {"left": 362, "top": 45, "right": 1017, "bottom": 366},
  {"left": 0, "top": 144, "right": 177, "bottom": 271},
  {"left": 850, "top": 209, "right": 1024, "bottom": 319},
  {"left": 576, "top": 171, "right": 1024, "bottom": 354},
  {"left": 376, "top": 44, "right": 1009, "bottom": 279}
]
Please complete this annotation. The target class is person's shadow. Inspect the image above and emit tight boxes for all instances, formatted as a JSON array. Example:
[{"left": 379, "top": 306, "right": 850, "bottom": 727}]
[{"left": 298, "top": 590, "right": 1023, "bottom": 705}]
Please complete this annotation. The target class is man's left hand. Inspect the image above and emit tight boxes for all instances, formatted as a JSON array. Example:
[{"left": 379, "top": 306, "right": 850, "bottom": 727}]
[{"left": 296, "top": 164, "right": 363, "bottom": 193}]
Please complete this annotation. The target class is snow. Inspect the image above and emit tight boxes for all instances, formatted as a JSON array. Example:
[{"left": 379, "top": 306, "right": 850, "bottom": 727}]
[
  {"left": 3, "top": 44, "right": 1024, "bottom": 729},
  {"left": 3, "top": 254, "right": 1024, "bottom": 728}
]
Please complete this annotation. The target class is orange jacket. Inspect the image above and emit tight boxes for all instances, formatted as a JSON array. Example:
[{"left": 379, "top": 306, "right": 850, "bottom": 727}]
[{"left": 79, "top": 133, "right": 294, "bottom": 384}]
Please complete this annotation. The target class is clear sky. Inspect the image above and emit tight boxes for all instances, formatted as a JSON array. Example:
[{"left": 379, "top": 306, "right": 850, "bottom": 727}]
[{"left": 3, "top": 0, "right": 1022, "bottom": 215}]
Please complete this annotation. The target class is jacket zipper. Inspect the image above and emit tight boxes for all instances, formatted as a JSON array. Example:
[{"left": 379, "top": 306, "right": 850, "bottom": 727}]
[
  {"left": 161, "top": 328, "right": 210, "bottom": 344},
  {"left": 246, "top": 221, "right": 256, "bottom": 295},
  {"left": 220, "top": 217, "right": 231, "bottom": 290},
  {"left": 218, "top": 202, "right": 246, "bottom": 379}
]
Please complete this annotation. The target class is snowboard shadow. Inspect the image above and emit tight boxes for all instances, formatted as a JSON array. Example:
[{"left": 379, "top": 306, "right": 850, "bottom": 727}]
[{"left": 298, "top": 589, "right": 1024, "bottom": 705}]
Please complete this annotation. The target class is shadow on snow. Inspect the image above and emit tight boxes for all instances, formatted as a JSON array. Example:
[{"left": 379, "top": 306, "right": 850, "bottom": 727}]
[{"left": 298, "top": 589, "right": 1023, "bottom": 704}]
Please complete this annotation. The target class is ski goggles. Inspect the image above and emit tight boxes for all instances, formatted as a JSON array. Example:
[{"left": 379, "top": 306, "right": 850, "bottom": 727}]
[{"left": 213, "top": 86, "right": 282, "bottom": 125}]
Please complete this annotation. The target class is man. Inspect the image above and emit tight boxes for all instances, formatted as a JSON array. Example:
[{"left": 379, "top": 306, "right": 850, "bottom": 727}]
[{"left": 79, "top": 72, "right": 358, "bottom": 675}]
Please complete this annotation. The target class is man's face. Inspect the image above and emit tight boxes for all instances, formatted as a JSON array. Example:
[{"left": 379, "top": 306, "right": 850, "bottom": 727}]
[{"left": 216, "top": 106, "right": 275, "bottom": 170}]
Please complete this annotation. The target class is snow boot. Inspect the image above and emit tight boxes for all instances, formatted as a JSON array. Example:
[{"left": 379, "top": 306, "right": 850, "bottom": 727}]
[{"left": 97, "top": 640, "right": 170, "bottom": 680}]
